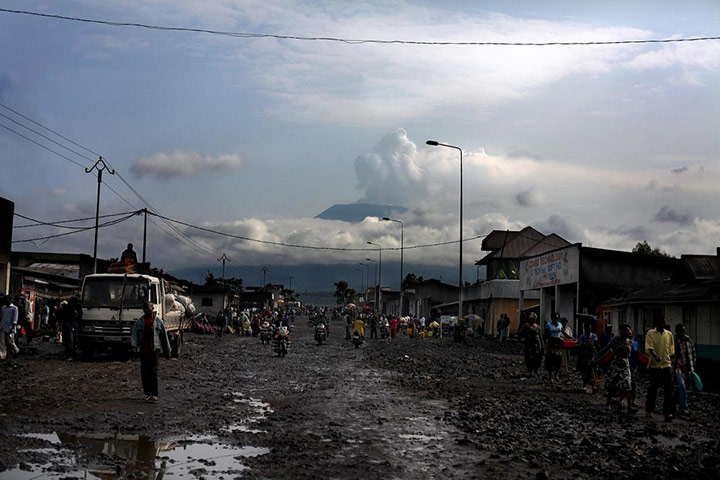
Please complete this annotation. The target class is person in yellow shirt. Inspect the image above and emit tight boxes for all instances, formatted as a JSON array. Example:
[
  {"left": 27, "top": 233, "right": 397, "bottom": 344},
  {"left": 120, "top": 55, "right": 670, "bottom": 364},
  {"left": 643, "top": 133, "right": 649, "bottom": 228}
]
[
  {"left": 352, "top": 317, "right": 365, "bottom": 338},
  {"left": 644, "top": 318, "right": 675, "bottom": 421}
]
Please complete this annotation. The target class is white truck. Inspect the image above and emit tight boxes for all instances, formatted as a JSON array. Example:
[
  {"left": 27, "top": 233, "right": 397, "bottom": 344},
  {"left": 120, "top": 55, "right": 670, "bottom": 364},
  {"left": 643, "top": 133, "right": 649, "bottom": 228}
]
[{"left": 78, "top": 273, "right": 191, "bottom": 359}]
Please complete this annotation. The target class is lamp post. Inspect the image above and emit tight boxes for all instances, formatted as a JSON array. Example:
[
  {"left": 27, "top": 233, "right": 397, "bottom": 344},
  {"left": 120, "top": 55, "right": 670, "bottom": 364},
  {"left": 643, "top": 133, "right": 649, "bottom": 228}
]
[
  {"left": 367, "top": 241, "right": 382, "bottom": 313},
  {"left": 85, "top": 157, "right": 115, "bottom": 274},
  {"left": 354, "top": 268, "right": 364, "bottom": 298},
  {"left": 426, "top": 140, "right": 463, "bottom": 317},
  {"left": 365, "top": 257, "right": 378, "bottom": 313},
  {"left": 358, "top": 262, "right": 369, "bottom": 297},
  {"left": 382, "top": 217, "right": 404, "bottom": 316}
]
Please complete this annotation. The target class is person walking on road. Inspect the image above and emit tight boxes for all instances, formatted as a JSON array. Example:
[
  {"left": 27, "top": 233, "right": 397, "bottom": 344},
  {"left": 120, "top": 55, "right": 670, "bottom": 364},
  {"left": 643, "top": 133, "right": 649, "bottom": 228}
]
[
  {"left": 389, "top": 316, "right": 398, "bottom": 340},
  {"left": 673, "top": 323, "right": 697, "bottom": 417},
  {"left": 0, "top": 295, "right": 20, "bottom": 361},
  {"left": 131, "top": 301, "right": 171, "bottom": 403},
  {"left": 518, "top": 312, "right": 543, "bottom": 376},
  {"left": 645, "top": 318, "right": 675, "bottom": 421},
  {"left": 369, "top": 314, "right": 378, "bottom": 339}
]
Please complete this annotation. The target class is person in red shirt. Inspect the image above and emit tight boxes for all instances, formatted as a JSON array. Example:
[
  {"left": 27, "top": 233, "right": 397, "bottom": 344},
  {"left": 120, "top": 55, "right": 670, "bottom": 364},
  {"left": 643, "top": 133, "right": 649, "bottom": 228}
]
[
  {"left": 389, "top": 316, "right": 398, "bottom": 339},
  {"left": 131, "top": 301, "right": 171, "bottom": 402}
]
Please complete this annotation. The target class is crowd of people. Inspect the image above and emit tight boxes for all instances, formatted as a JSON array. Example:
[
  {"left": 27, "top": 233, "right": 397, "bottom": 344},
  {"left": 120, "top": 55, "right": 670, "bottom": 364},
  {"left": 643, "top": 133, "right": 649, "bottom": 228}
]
[
  {"left": 0, "top": 293, "right": 81, "bottom": 362},
  {"left": 517, "top": 311, "right": 699, "bottom": 422}
]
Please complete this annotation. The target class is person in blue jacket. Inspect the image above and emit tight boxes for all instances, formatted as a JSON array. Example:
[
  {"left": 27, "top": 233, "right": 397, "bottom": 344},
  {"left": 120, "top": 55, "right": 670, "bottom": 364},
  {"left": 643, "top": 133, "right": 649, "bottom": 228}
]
[{"left": 131, "top": 301, "right": 171, "bottom": 403}]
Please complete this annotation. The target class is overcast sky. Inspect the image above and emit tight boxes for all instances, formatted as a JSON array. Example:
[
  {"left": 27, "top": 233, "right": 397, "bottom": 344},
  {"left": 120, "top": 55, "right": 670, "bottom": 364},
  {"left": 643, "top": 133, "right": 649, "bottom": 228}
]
[{"left": 1, "top": 0, "right": 719, "bottom": 285}]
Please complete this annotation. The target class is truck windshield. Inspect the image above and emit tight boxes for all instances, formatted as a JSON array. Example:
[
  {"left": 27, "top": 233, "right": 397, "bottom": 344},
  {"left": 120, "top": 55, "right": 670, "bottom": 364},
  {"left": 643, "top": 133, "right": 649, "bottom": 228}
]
[{"left": 82, "top": 277, "right": 152, "bottom": 309}]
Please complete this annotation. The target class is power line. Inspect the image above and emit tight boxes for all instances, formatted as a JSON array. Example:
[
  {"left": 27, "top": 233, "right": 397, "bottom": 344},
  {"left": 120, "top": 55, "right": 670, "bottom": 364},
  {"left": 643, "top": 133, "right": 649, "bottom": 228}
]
[
  {"left": 0, "top": 122, "right": 88, "bottom": 169},
  {"left": 0, "top": 111, "right": 95, "bottom": 163},
  {"left": 1, "top": 103, "right": 218, "bottom": 259},
  {"left": 14, "top": 210, "right": 139, "bottom": 229},
  {"left": 148, "top": 211, "right": 486, "bottom": 252},
  {"left": 0, "top": 102, "right": 100, "bottom": 157},
  {"left": 12, "top": 212, "right": 138, "bottom": 243},
  {"left": 1, "top": 8, "right": 718, "bottom": 47}
]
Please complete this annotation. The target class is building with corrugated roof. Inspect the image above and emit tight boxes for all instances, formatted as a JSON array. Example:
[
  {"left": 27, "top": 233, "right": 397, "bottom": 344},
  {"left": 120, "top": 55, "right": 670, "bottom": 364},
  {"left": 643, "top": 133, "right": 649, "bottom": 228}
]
[
  {"left": 468, "top": 227, "right": 571, "bottom": 335},
  {"left": 603, "top": 251, "right": 720, "bottom": 362}
]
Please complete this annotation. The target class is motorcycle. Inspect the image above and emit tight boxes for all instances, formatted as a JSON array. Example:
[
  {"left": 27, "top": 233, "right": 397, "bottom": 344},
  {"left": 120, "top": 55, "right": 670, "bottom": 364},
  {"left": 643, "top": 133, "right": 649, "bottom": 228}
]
[
  {"left": 314, "top": 323, "right": 327, "bottom": 345},
  {"left": 379, "top": 323, "right": 389, "bottom": 339},
  {"left": 352, "top": 330, "right": 364, "bottom": 349},
  {"left": 272, "top": 326, "right": 291, "bottom": 357},
  {"left": 260, "top": 321, "right": 272, "bottom": 345}
]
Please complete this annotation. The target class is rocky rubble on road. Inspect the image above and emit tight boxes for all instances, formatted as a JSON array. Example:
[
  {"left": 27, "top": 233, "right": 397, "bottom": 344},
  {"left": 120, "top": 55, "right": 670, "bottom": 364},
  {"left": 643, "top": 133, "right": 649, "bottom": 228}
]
[
  {"left": 364, "top": 335, "right": 720, "bottom": 479},
  {"left": 1, "top": 324, "right": 718, "bottom": 479}
]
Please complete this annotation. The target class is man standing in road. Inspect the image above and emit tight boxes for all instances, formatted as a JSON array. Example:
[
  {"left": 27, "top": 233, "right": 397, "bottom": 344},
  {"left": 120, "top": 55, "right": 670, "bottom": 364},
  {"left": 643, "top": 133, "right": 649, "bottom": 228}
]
[
  {"left": 0, "top": 295, "right": 20, "bottom": 361},
  {"left": 369, "top": 313, "right": 378, "bottom": 339},
  {"left": 131, "top": 301, "right": 171, "bottom": 403},
  {"left": 645, "top": 318, "right": 675, "bottom": 421},
  {"left": 673, "top": 323, "right": 697, "bottom": 417}
]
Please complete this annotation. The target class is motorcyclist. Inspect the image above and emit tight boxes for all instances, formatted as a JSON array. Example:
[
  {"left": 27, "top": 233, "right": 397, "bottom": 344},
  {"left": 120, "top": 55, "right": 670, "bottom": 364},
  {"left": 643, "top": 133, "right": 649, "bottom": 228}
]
[{"left": 352, "top": 317, "right": 365, "bottom": 338}]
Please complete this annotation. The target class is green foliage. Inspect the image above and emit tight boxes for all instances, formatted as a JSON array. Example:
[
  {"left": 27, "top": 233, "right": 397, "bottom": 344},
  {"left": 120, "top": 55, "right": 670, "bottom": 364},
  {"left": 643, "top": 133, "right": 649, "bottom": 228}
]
[
  {"left": 632, "top": 241, "right": 673, "bottom": 258},
  {"left": 203, "top": 271, "right": 244, "bottom": 291},
  {"left": 334, "top": 280, "right": 356, "bottom": 305}
]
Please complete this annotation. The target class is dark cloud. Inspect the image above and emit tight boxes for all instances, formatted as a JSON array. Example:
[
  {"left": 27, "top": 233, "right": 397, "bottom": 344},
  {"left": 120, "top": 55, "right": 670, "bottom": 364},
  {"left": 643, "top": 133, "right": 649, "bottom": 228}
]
[
  {"left": 654, "top": 205, "right": 693, "bottom": 225},
  {"left": 671, "top": 166, "right": 688, "bottom": 175},
  {"left": 514, "top": 188, "right": 545, "bottom": 207},
  {"left": 131, "top": 152, "right": 242, "bottom": 179},
  {"left": 505, "top": 146, "right": 544, "bottom": 161},
  {"left": 535, "top": 215, "right": 582, "bottom": 243},
  {"left": 608, "top": 225, "right": 651, "bottom": 239}
]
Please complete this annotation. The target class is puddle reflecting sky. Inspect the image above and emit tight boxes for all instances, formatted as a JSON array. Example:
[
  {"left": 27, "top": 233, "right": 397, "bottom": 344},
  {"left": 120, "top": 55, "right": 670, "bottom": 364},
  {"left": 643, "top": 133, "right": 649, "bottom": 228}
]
[{"left": 7, "top": 431, "right": 269, "bottom": 480}]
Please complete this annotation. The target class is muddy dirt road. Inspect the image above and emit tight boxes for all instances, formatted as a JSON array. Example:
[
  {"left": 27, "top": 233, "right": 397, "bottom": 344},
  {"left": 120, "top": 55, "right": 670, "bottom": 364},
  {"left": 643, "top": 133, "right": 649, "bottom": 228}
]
[{"left": 1, "top": 316, "right": 718, "bottom": 479}]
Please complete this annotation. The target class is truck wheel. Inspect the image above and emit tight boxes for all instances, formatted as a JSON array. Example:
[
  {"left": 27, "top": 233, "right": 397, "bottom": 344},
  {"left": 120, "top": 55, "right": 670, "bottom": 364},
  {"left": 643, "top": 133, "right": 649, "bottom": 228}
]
[{"left": 171, "top": 331, "right": 183, "bottom": 358}]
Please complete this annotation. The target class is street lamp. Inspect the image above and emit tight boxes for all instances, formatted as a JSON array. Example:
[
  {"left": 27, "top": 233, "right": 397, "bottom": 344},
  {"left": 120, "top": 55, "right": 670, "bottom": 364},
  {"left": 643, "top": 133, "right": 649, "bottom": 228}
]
[
  {"left": 426, "top": 140, "right": 464, "bottom": 317},
  {"left": 383, "top": 217, "right": 404, "bottom": 316},
  {"left": 365, "top": 257, "right": 378, "bottom": 313},
  {"left": 354, "top": 268, "right": 364, "bottom": 298},
  {"left": 367, "top": 241, "right": 382, "bottom": 313},
  {"left": 358, "top": 262, "right": 369, "bottom": 295}
]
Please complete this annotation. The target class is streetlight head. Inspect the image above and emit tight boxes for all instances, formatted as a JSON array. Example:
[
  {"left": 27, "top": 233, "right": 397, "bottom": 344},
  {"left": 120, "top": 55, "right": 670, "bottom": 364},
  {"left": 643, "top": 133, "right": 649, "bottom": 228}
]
[
  {"left": 426, "top": 140, "right": 439, "bottom": 146},
  {"left": 367, "top": 241, "right": 373, "bottom": 245},
  {"left": 382, "top": 217, "right": 390, "bottom": 221}
]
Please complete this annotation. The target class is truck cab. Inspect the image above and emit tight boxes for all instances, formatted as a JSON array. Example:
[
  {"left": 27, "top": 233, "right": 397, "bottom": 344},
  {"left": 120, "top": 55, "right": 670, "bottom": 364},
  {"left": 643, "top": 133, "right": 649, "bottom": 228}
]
[{"left": 79, "top": 273, "right": 188, "bottom": 359}]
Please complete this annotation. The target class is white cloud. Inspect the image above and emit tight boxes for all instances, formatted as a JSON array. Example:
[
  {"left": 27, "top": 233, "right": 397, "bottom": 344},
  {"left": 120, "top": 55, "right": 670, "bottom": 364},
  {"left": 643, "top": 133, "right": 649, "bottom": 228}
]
[{"left": 131, "top": 151, "right": 242, "bottom": 179}]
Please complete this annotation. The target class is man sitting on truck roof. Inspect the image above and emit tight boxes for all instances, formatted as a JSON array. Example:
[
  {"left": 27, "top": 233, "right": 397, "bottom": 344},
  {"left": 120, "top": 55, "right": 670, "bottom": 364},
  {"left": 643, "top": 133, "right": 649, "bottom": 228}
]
[{"left": 121, "top": 243, "right": 138, "bottom": 264}]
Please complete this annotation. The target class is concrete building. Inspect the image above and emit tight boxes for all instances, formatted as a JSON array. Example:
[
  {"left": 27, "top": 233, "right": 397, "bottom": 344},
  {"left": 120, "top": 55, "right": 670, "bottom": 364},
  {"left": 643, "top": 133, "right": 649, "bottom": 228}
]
[
  {"left": 470, "top": 227, "right": 569, "bottom": 335},
  {"left": 519, "top": 244, "right": 679, "bottom": 336},
  {"left": 603, "top": 252, "right": 720, "bottom": 362},
  {"left": 404, "top": 279, "right": 459, "bottom": 318}
]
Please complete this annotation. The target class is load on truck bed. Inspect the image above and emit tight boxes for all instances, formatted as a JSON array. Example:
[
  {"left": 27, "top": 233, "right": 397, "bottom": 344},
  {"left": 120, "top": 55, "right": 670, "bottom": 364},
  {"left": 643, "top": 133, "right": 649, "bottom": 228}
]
[{"left": 79, "top": 273, "right": 193, "bottom": 360}]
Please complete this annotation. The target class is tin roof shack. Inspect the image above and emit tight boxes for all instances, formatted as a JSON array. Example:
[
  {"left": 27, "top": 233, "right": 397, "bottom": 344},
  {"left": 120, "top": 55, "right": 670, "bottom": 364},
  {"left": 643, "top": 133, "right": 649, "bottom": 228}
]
[
  {"left": 405, "top": 279, "right": 459, "bottom": 318},
  {"left": 191, "top": 286, "right": 234, "bottom": 317},
  {"left": 472, "top": 227, "right": 570, "bottom": 335},
  {"left": 519, "top": 244, "right": 679, "bottom": 336},
  {"left": 236, "top": 284, "right": 283, "bottom": 310},
  {"left": 603, "top": 252, "right": 720, "bottom": 365}
]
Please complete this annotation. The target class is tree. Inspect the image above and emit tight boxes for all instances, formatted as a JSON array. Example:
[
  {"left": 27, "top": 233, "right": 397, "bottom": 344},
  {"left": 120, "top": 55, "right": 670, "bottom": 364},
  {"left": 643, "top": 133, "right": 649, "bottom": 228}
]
[
  {"left": 632, "top": 241, "right": 673, "bottom": 258},
  {"left": 203, "top": 272, "right": 243, "bottom": 291},
  {"left": 334, "top": 280, "right": 356, "bottom": 305}
]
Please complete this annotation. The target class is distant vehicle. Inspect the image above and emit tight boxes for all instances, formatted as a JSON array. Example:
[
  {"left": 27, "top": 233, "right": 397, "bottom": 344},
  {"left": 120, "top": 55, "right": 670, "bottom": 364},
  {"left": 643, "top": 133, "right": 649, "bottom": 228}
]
[{"left": 79, "top": 273, "right": 192, "bottom": 359}]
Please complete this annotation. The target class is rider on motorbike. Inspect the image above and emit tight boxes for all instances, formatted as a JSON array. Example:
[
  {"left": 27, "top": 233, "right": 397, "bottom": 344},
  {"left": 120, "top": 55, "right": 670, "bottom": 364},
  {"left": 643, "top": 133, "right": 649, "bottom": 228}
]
[{"left": 352, "top": 317, "right": 365, "bottom": 338}]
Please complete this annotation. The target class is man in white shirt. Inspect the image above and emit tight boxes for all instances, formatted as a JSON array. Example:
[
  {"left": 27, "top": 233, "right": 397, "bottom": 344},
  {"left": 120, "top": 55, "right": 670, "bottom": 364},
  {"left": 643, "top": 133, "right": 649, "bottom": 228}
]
[{"left": 0, "top": 295, "right": 20, "bottom": 360}]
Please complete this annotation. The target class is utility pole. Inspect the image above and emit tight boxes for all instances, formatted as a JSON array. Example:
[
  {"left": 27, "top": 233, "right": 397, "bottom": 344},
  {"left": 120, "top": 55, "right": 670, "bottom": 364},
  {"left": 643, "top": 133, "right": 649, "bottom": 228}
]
[
  {"left": 85, "top": 157, "right": 115, "bottom": 273},
  {"left": 142, "top": 208, "right": 148, "bottom": 263},
  {"left": 218, "top": 254, "right": 230, "bottom": 285},
  {"left": 287, "top": 276, "right": 294, "bottom": 290},
  {"left": 262, "top": 266, "right": 269, "bottom": 287}
]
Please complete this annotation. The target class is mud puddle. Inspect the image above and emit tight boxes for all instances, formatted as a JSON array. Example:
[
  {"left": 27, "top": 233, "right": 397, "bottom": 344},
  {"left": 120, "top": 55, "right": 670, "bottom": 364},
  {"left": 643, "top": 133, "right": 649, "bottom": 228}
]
[{"left": 6, "top": 431, "right": 269, "bottom": 479}]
